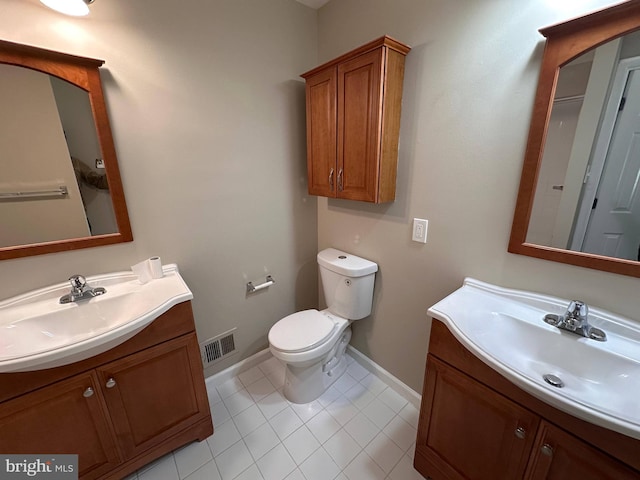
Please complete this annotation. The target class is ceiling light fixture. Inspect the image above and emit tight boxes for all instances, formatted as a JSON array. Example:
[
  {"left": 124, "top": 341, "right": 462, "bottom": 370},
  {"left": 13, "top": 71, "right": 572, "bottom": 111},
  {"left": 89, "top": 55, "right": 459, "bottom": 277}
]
[{"left": 40, "top": 0, "right": 94, "bottom": 17}]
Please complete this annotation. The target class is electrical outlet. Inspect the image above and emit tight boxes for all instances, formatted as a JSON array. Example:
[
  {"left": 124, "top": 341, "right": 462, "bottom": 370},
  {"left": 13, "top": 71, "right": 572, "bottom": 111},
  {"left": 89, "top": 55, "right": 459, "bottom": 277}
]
[{"left": 412, "top": 218, "right": 428, "bottom": 243}]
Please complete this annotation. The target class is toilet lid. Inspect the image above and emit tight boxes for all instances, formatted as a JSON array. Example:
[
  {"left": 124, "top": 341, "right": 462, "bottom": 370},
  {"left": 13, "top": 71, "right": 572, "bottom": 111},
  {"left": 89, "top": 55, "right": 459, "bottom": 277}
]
[{"left": 269, "top": 309, "right": 336, "bottom": 353}]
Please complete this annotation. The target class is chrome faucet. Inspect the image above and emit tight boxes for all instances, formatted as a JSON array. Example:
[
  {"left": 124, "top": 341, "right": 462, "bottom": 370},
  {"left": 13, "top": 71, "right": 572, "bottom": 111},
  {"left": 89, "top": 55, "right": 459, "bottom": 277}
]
[
  {"left": 59, "top": 275, "right": 106, "bottom": 304},
  {"left": 543, "top": 300, "right": 606, "bottom": 341}
]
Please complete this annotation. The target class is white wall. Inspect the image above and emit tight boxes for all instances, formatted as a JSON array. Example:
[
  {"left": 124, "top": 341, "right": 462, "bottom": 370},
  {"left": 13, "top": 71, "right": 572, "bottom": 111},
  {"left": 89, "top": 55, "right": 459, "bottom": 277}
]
[
  {"left": 317, "top": 0, "right": 639, "bottom": 391},
  {"left": 0, "top": 0, "right": 319, "bottom": 376}
]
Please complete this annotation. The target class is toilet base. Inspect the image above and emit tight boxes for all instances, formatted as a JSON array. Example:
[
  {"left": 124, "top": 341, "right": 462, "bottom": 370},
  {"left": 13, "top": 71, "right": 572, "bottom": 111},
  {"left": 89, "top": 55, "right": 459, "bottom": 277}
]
[{"left": 282, "top": 327, "right": 351, "bottom": 404}]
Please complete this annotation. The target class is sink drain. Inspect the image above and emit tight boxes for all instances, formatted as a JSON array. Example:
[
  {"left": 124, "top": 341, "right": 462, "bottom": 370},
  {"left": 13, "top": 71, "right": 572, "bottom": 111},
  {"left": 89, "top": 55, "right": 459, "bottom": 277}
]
[{"left": 543, "top": 374, "right": 564, "bottom": 388}]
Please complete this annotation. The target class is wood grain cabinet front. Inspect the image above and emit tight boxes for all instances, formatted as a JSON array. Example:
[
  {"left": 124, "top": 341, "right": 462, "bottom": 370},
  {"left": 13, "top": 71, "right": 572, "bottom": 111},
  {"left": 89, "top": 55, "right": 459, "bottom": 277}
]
[
  {"left": 524, "top": 421, "right": 639, "bottom": 480},
  {"left": 0, "top": 372, "right": 121, "bottom": 480},
  {"left": 97, "top": 334, "right": 210, "bottom": 460},
  {"left": 0, "top": 301, "right": 213, "bottom": 480},
  {"left": 302, "top": 36, "right": 410, "bottom": 203},
  {"left": 415, "top": 320, "right": 640, "bottom": 480},
  {"left": 418, "top": 357, "right": 538, "bottom": 480}
]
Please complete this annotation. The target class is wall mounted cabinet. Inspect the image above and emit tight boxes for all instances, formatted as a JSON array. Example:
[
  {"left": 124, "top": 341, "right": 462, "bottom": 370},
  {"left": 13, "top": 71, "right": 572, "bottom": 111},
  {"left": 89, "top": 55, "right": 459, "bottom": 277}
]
[
  {"left": 0, "top": 302, "right": 212, "bottom": 480},
  {"left": 415, "top": 321, "right": 640, "bottom": 480},
  {"left": 302, "top": 36, "right": 410, "bottom": 203}
]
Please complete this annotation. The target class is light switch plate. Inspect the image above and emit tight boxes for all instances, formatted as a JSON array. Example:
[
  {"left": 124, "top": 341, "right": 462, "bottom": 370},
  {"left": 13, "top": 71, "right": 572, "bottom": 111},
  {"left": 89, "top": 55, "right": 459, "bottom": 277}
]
[{"left": 412, "top": 218, "right": 428, "bottom": 243}]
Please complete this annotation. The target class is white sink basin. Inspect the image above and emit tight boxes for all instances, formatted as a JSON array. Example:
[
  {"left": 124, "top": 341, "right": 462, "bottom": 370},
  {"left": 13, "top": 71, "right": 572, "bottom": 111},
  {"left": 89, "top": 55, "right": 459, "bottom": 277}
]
[
  {"left": 428, "top": 278, "right": 640, "bottom": 440},
  {"left": 0, "top": 264, "right": 193, "bottom": 372}
]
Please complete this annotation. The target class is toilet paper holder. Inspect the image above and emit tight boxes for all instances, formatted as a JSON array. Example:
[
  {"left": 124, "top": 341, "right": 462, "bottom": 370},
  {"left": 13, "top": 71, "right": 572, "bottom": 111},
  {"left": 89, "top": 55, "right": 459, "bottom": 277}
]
[{"left": 246, "top": 275, "right": 275, "bottom": 294}]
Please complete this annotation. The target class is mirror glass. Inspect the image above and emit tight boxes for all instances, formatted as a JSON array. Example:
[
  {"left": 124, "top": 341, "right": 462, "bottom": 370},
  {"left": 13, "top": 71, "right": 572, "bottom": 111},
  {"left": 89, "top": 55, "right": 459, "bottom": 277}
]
[
  {"left": 509, "top": 1, "right": 640, "bottom": 278},
  {"left": 0, "top": 40, "right": 132, "bottom": 260},
  {"left": 526, "top": 31, "right": 640, "bottom": 262},
  {"left": 0, "top": 64, "right": 117, "bottom": 248}
]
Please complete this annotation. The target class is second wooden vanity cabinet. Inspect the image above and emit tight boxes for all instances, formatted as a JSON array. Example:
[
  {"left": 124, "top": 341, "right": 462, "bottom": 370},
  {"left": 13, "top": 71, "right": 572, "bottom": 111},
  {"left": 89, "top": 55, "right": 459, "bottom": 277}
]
[
  {"left": 415, "top": 320, "right": 640, "bottom": 480},
  {"left": 302, "top": 36, "right": 410, "bottom": 203},
  {"left": 0, "top": 301, "right": 213, "bottom": 480}
]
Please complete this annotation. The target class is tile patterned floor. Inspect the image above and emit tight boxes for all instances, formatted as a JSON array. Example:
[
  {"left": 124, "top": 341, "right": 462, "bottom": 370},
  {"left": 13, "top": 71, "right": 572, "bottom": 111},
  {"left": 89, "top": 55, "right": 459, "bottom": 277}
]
[{"left": 127, "top": 353, "right": 425, "bottom": 480}]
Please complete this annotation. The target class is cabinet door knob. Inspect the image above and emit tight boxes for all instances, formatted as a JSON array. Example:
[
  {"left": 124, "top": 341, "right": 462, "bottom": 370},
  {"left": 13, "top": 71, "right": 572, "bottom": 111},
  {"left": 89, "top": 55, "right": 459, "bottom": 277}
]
[
  {"left": 337, "top": 169, "right": 343, "bottom": 191},
  {"left": 541, "top": 444, "right": 554, "bottom": 457},
  {"left": 329, "top": 168, "right": 334, "bottom": 191},
  {"left": 83, "top": 387, "right": 94, "bottom": 398},
  {"left": 514, "top": 427, "right": 526, "bottom": 439},
  {"left": 105, "top": 378, "right": 116, "bottom": 388}
]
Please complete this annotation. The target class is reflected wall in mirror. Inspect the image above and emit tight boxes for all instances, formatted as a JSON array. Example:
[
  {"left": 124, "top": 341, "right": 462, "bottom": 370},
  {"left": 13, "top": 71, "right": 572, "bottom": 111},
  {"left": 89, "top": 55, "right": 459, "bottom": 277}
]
[
  {"left": 510, "top": 1, "right": 640, "bottom": 278},
  {"left": 0, "top": 40, "right": 132, "bottom": 260}
]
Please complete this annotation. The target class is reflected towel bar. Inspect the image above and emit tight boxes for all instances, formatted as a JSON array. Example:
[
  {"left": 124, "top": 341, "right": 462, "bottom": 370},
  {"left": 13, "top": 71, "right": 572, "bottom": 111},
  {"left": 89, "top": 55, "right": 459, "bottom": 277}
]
[
  {"left": 247, "top": 275, "right": 275, "bottom": 294},
  {"left": 0, "top": 186, "right": 68, "bottom": 200}
]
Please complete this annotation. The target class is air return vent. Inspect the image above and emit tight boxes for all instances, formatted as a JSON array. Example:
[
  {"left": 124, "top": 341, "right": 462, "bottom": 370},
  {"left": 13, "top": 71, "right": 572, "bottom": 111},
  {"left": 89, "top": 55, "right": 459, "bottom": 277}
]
[{"left": 200, "top": 328, "right": 237, "bottom": 366}]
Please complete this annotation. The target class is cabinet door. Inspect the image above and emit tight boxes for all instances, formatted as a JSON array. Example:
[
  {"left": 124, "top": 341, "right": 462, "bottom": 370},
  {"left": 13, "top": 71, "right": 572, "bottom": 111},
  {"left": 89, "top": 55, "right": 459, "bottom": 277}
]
[
  {"left": 415, "top": 357, "right": 539, "bottom": 480},
  {"left": 97, "top": 334, "right": 210, "bottom": 459},
  {"left": 337, "top": 48, "right": 383, "bottom": 202},
  {"left": 525, "top": 421, "right": 639, "bottom": 480},
  {"left": 305, "top": 67, "right": 337, "bottom": 197},
  {"left": 0, "top": 372, "right": 121, "bottom": 480}
]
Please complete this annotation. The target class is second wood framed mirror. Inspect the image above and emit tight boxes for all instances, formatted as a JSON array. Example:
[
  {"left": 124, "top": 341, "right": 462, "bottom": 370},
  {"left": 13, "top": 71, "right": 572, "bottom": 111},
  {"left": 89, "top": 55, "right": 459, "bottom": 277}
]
[{"left": 509, "top": 1, "right": 640, "bottom": 278}]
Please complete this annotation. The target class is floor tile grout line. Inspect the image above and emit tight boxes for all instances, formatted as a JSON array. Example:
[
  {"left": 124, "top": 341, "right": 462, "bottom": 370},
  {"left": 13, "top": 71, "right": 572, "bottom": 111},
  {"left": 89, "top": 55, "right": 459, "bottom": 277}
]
[{"left": 144, "top": 352, "right": 422, "bottom": 480}]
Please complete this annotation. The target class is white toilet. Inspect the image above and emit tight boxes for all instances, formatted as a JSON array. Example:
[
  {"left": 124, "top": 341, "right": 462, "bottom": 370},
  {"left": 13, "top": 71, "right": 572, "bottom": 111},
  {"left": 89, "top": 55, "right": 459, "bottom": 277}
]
[{"left": 268, "top": 248, "right": 378, "bottom": 404}]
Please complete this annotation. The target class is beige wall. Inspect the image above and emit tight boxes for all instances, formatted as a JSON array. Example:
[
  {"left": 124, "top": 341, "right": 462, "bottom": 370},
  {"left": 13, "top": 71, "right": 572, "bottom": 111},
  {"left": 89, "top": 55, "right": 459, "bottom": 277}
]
[
  {"left": 0, "top": 0, "right": 319, "bottom": 376},
  {"left": 317, "top": 0, "right": 638, "bottom": 391}
]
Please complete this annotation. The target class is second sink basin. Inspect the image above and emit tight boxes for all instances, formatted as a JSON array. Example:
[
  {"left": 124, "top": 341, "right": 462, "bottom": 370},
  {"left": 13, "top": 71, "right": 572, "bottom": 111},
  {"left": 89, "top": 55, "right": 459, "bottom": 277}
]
[{"left": 428, "top": 278, "right": 640, "bottom": 440}]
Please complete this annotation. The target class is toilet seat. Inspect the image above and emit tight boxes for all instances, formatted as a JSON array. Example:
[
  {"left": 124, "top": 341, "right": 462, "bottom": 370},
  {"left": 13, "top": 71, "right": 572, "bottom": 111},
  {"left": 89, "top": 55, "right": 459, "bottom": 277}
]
[{"left": 269, "top": 309, "right": 336, "bottom": 353}]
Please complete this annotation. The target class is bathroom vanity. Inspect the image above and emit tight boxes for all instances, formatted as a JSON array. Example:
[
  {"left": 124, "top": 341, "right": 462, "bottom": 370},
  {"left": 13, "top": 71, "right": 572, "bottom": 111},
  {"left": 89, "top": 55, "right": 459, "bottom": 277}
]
[
  {"left": 415, "top": 321, "right": 640, "bottom": 480},
  {"left": 415, "top": 280, "right": 640, "bottom": 480},
  {"left": 0, "top": 301, "right": 212, "bottom": 480}
]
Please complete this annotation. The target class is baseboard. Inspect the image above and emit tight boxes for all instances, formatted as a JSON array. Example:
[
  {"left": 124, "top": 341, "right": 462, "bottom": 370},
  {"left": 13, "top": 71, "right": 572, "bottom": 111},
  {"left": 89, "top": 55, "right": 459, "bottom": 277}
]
[
  {"left": 205, "top": 347, "right": 272, "bottom": 390},
  {"left": 347, "top": 345, "right": 422, "bottom": 409},
  {"left": 205, "top": 345, "right": 421, "bottom": 409}
]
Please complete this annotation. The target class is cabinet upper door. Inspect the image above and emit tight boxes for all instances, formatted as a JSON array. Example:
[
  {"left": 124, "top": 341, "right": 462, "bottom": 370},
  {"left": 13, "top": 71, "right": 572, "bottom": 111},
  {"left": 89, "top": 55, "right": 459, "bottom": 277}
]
[
  {"left": 98, "top": 334, "right": 210, "bottom": 459},
  {"left": 525, "top": 421, "right": 639, "bottom": 480},
  {"left": 305, "top": 67, "right": 337, "bottom": 198},
  {"left": 417, "top": 356, "right": 540, "bottom": 480},
  {"left": 0, "top": 371, "right": 121, "bottom": 480},
  {"left": 338, "top": 49, "right": 384, "bottom": 202}
]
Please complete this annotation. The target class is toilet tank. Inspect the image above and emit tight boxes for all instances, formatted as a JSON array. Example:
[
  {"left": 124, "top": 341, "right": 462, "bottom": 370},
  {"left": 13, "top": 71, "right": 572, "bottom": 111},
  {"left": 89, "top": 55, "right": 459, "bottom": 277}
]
[{"left": 317, "top": 248, "right": 378, "bottom": 320}]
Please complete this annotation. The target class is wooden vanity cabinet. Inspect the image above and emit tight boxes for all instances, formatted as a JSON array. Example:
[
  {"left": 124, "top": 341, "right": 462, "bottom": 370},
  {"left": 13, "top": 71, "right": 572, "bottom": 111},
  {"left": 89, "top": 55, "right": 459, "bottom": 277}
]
[
  {"left": 415, "top": 320, "right": 640, "bottom": 480},
  {"left": 302, "top": 36, "right": 410, "bottom": 203},
  {"left": 0, "top": 301, "right": 213, "bottom": 480}
]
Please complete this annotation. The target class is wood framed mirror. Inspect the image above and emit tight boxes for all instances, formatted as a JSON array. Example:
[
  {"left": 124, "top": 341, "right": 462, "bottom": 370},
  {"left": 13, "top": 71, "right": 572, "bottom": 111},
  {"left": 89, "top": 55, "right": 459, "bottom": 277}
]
[
  {"left": 0, "top": 39, "right": 132, "bottom": 260},
  {"left": 509, "top": 1, "right": 640, "bottom": 278}
]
